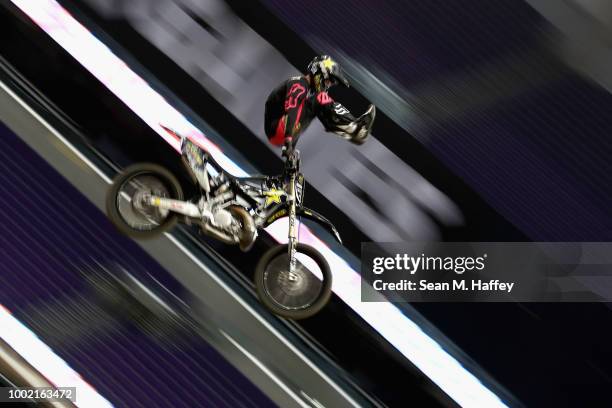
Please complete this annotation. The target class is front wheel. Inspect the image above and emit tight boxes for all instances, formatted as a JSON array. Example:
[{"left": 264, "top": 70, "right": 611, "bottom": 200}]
[
  {"left": 106, "top": 163, "right": 183, "bottom": 239},
  {"left": 254, "top": 244, "right": 332, "bottom": 320}
]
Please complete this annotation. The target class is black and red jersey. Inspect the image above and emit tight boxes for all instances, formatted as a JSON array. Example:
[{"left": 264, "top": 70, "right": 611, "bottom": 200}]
[{"left": 264, "top": 76, "right": 344, "bottom": 146}]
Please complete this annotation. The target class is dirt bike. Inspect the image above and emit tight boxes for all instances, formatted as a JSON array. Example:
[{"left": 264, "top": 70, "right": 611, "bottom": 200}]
[{"left": 105, "top": 127, "right": 341, "bottom": 319}]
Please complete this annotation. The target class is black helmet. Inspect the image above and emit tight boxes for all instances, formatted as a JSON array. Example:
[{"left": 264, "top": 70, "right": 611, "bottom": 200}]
[{"left": 307, "top": 55, "right": 349, "bottom": 92}]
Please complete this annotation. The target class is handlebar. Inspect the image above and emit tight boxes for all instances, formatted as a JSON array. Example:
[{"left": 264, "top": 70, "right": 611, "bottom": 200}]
[{"left": 282, "top": 136, "right": 294, "bottom": 154}]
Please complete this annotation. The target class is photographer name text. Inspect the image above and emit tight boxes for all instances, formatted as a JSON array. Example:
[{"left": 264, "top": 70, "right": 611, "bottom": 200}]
[{"left": 372, "top": 279, "right": 515, "bottom": 293}]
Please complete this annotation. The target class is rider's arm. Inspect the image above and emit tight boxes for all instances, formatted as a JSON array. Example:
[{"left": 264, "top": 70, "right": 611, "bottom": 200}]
[
  {"left": 269, "top": 79, "right": 309, "bottom": 146},
  {"left": 315, "top": 92, "right": 374, "bottom": 145}
]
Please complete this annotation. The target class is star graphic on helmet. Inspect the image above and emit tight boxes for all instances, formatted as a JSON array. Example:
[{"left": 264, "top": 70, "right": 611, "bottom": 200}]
[{"left": 322, "top": 58, "right": 335, "bottom": 70}]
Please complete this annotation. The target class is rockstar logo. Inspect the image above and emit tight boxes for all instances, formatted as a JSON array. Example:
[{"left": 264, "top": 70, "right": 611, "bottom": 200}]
[
  {"left": 322, "top": 57, "right": 335, "bottom": 70},
  {"left": 264, "top": 190, "right": 283, "bottom": 206}
]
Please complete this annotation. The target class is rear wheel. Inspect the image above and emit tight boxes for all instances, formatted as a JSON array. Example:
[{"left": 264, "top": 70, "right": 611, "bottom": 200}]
[
  {"left": 254, "top": 244, "right": 332, "bottom": 319},
  {"left": 106, "top": 163, "right": 183, "bottom": 239}
]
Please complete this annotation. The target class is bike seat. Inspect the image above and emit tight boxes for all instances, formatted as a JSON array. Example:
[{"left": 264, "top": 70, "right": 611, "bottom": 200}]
[{"left": 237, "top": 175, "right": 269, "bottom": 181}]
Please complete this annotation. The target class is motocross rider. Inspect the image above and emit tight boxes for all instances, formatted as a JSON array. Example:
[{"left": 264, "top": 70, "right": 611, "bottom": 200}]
[{"left": 264, "top": 55, "right": 376, "bottom": 148}]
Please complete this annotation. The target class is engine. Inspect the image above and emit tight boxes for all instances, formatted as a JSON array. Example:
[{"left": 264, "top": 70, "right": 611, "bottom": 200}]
[{"left": 212, "top": 208, "right": 233, "bottom": 229}]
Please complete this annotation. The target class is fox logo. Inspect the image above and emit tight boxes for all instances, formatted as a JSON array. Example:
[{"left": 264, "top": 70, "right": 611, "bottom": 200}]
[{"left": 334, "top": 105, "right": 349, "bottom": 115}]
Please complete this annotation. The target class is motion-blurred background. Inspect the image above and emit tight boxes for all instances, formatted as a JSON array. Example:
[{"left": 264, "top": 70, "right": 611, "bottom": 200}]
[{"left": 1, "top": 0, "right": 612, "bottom": 407}]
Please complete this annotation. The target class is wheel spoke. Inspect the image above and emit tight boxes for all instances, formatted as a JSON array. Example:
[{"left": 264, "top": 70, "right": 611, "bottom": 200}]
[
  {"left": 263, "top": 252, "right": 323, "bottom": 310},
  {"left": 116, "top": 173, "right": 171, "bottom": 231}
]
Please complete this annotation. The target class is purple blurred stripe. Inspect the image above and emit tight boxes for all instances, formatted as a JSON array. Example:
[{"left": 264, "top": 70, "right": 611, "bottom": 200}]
[
  {"left": 425, "top": 75, "right": 612, "bottom": 240},
  {"left": 261, "top": 0, "right": 544, "bottom": 86}
]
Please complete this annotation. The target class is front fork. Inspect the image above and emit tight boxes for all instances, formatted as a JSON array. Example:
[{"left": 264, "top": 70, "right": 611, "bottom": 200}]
[{"left": 287, "top": 174, "right": 298, "bottom": 273}]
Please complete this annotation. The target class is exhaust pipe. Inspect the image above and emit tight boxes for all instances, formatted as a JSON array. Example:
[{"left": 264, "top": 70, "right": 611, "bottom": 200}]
[
  {"left": 199, "top": 222, "right": 239, "bottom": 245},
  {"left": 229, "top": 206, "right": 257, "bottom": 251},
  {"left": 198, "top": 207, "right": 257, "bottom": 251}
]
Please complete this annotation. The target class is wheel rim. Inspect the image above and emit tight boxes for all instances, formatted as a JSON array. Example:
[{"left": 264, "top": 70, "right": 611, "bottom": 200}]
[
  {"left": 115, "top": 173, "right": 172, "bottom": 231},
  {"left": 262, "top": 251, "right": 324, "bottom": 311}
]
